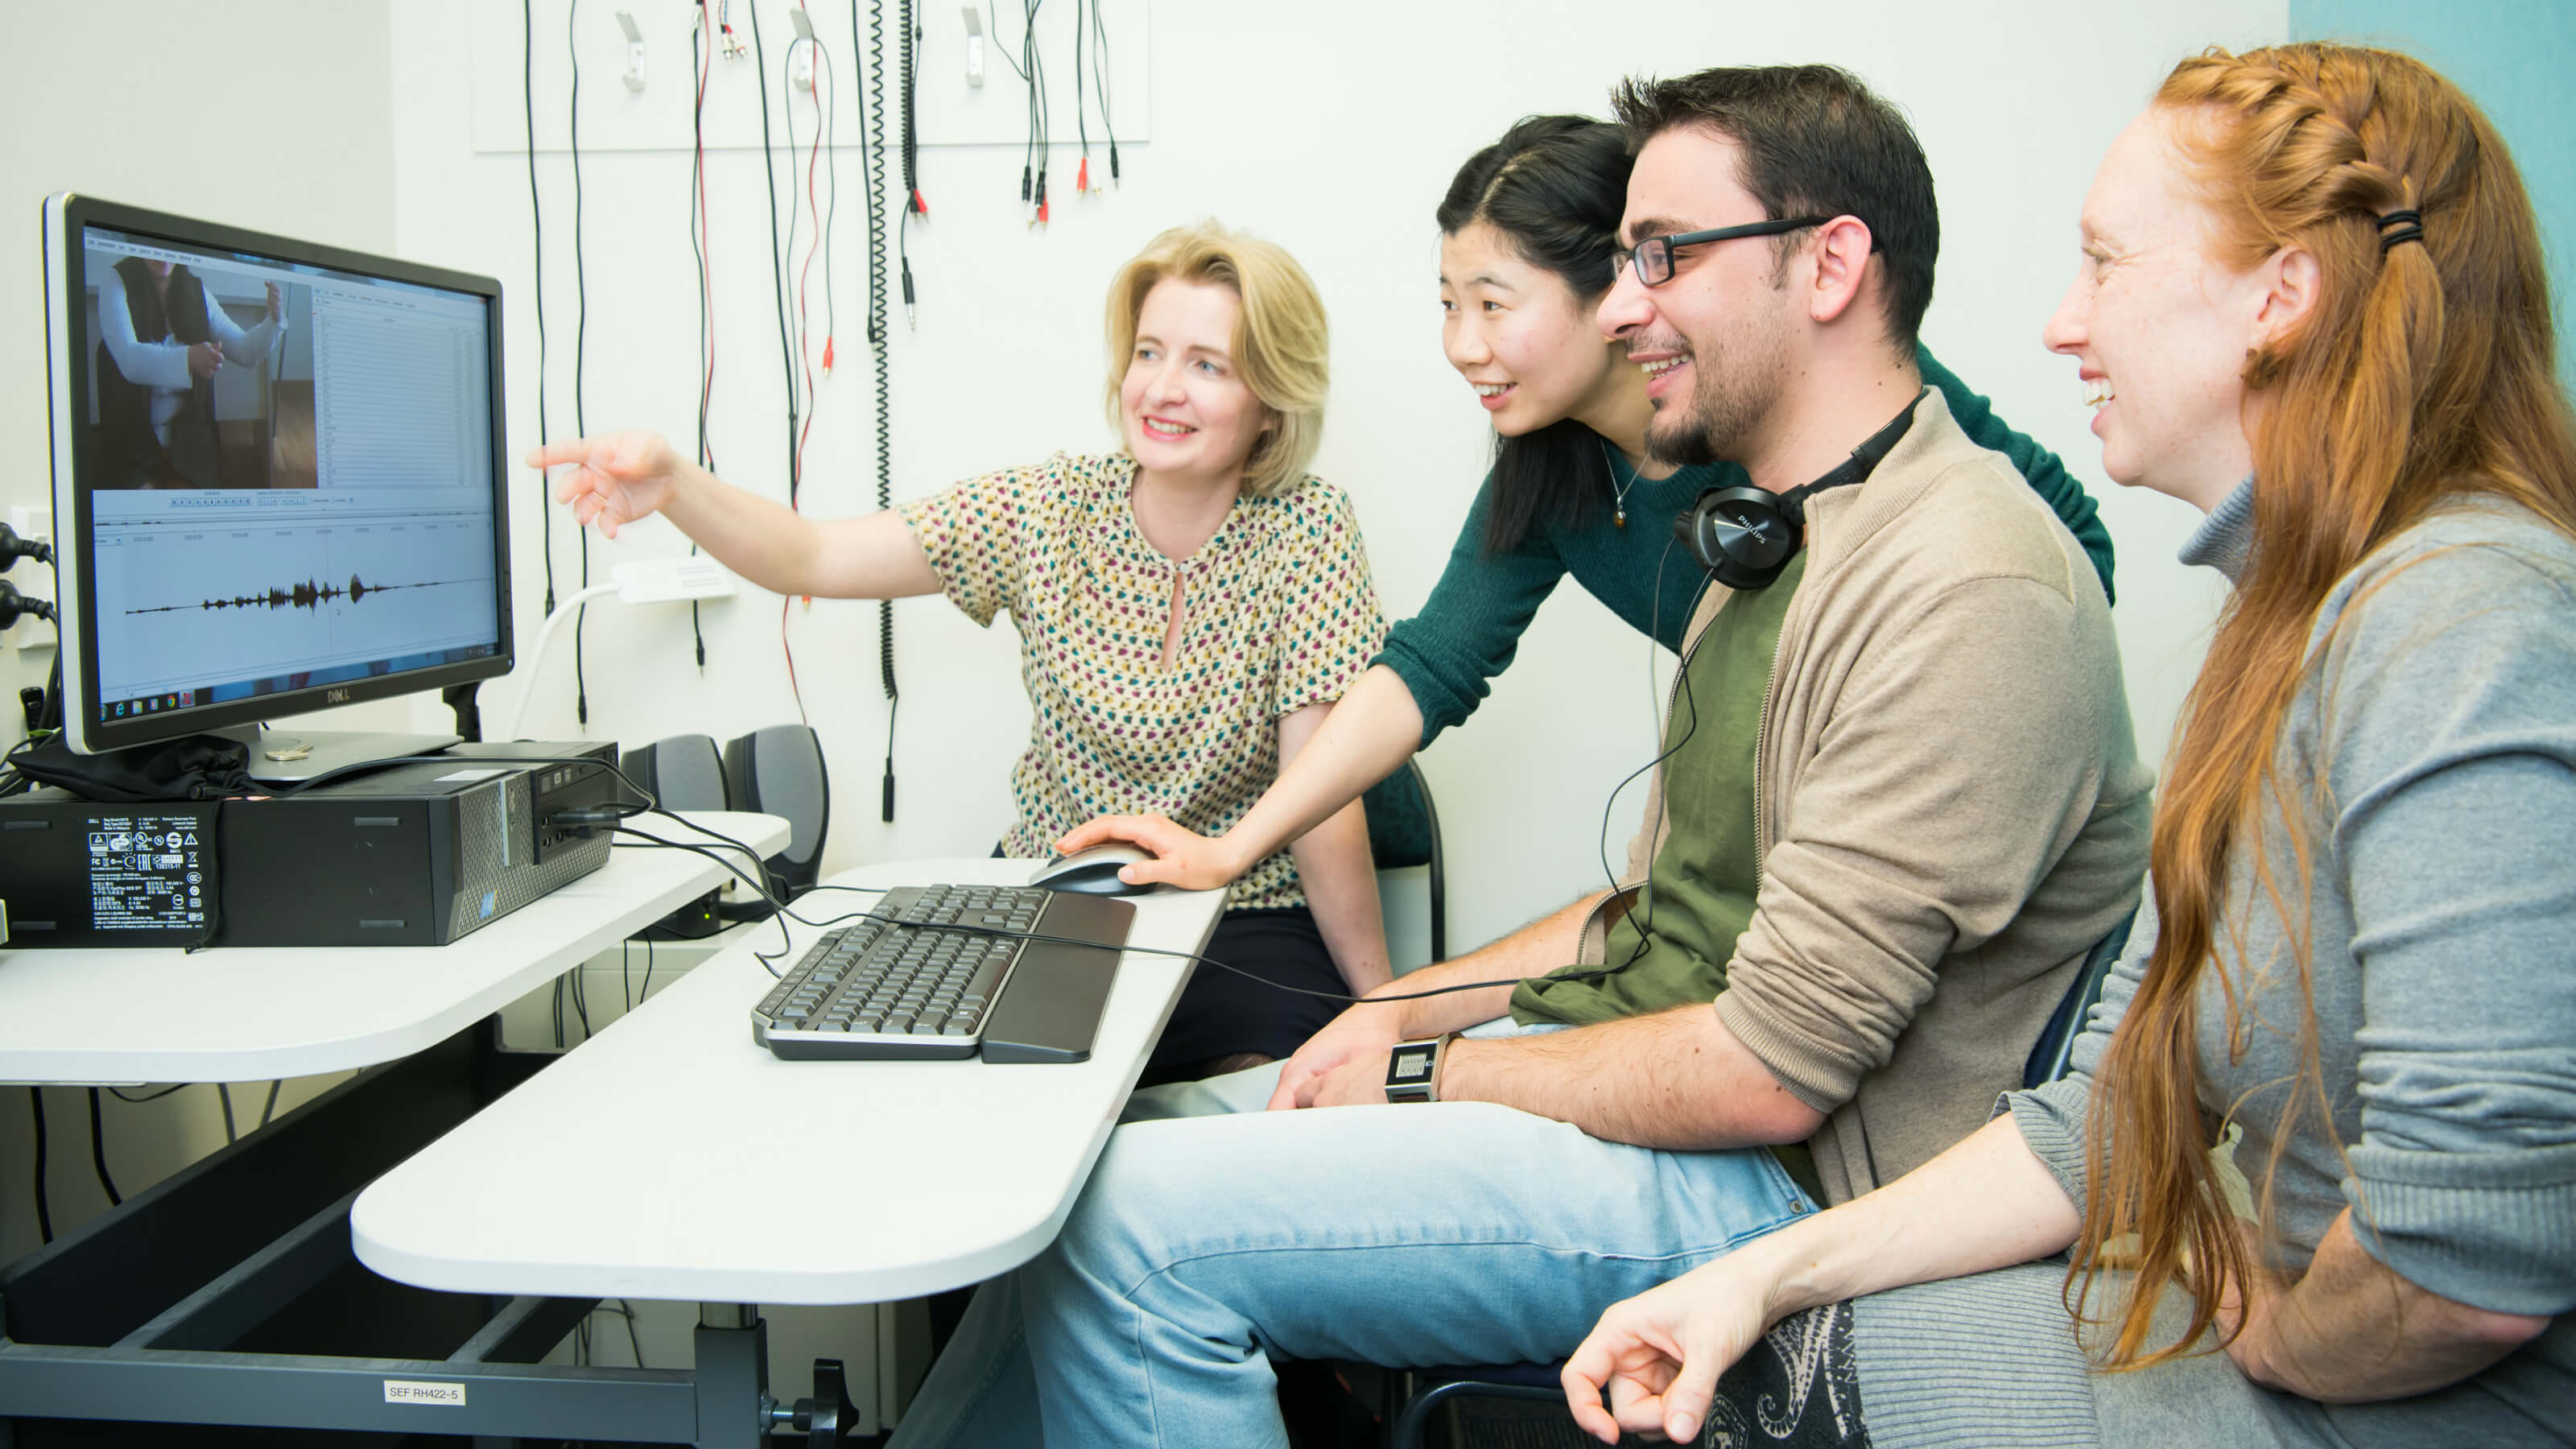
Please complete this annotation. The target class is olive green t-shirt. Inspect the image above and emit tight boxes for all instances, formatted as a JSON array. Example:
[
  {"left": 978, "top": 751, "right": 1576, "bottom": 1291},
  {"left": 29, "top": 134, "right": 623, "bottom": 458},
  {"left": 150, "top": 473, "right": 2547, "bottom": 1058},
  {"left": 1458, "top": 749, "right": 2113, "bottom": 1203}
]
[
  {"left": 1513, "top": 549, "right": 1806, "bottom": 1026},
  {"left": 1510, "top": 550, "right": 1824, "bottom": 1200}
]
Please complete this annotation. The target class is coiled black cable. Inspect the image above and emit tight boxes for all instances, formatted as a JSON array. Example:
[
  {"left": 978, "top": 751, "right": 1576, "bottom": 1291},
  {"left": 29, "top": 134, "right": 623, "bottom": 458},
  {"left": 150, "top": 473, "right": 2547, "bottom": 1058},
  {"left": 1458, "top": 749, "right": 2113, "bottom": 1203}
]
[
  {"left": 860, "top": 0, "right": 900, "bottom": 820},
  {"left": 896, "top": 0, "right": 920, "bottom": 319}
]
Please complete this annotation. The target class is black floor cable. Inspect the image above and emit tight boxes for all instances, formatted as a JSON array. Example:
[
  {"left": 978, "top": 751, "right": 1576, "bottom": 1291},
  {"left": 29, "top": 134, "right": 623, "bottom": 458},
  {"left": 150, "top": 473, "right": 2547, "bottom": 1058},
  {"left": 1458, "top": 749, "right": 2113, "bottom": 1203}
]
[
  {"left": 29, "top": 1087, "right": 52, "bottom": 1244},
  {"left": 86, "top": 1087, "right": 122, "bottom": 1208}
]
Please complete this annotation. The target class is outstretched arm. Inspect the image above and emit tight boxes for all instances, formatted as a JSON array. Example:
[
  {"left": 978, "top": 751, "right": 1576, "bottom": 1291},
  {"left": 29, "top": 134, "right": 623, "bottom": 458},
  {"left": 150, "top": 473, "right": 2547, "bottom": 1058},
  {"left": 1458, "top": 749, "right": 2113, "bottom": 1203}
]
[{"left": 530, "top": 431, "right": 942, "bottom": 601}]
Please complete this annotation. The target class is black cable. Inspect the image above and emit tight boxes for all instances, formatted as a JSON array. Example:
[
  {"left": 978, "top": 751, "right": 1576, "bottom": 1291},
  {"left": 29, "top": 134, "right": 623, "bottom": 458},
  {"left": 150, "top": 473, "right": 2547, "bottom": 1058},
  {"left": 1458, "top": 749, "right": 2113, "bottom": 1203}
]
[
  {"left": 107, "top": 1083, "right": 188, "bottom": 1103},
  {"left": 1591, "top": 538, "right": 1708, "bottom": 973},
  {"left": 1090, "top": 0, "right": 1115, "bottom": 184},
  {"left": 748, "top": 0, "right": 802, "bottom": 506},
  {"left": 524, "top": 0, "right": 555, "bottom": 621},
  {"left": 689, "top": 2, "right": 716, "bottom": 672},
  {"left": 86, "top": 1088, "right": 122, "bottom": 1208},
  {"left": 569, "top": 0, "right": 592, "bottom": 728},
  {"left": 608, "top": 817, "right": 1645, "bottom": 1008},
  {"left": 639, "top": 935, "right": 658, "bottom": 1003},
  {"left": 218, "top": 1082, "right": 237, "bottom": 1145},
  {"left": 568, "top": 953, "right": 592, "bottom": 1039},
  {"left": 897, "top": 0, "right": 919, "bottom": 324},
  {"left": 29, "top": 1088, "right": 52, "bottom": 1244},
  {"left": 818, "top": 39, "right": 838, "bottom": 386},
  {"left": 859, "top": 0, "right": 899, "bottom": 821},
  {"left": 782, "top": 36, "right": 809, "bottom": 431},
  {"left": 0, "top": 522, "right": 54, "bottom": 568}
]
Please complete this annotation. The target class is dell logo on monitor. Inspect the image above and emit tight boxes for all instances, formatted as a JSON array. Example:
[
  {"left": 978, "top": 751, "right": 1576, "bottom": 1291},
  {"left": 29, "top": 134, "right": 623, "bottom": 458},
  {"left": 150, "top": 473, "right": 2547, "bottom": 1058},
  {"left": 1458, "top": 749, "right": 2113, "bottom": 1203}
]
[{"left": 326, "top": 687, "right": 352, "bottom": 704}]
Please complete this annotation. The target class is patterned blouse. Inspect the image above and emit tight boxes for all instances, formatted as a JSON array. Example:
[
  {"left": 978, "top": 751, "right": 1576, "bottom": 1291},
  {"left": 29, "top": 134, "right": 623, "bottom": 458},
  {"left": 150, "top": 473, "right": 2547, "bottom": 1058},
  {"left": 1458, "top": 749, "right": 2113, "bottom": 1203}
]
[{"left": 897, "top": 452, "right": 1388, "bottom": 910}]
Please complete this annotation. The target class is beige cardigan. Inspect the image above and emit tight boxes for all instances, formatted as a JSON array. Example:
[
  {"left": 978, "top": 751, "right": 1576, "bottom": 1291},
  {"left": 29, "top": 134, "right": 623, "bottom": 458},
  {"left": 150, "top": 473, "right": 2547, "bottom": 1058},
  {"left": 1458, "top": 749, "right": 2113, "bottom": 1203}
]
[{"left": 1583, "top": 390, "right": 2153, "bottom": 1204}]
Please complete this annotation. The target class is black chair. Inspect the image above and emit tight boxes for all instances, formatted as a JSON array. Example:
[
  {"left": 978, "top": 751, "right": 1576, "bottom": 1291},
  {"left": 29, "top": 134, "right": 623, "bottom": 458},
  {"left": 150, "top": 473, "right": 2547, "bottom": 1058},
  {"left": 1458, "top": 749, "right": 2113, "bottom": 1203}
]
[
  {"left": 1380, "top": 906, "right": 2141, "bottom": 1449},
  {"left": 1362, "top": 758, "right": 1447, "bottom": 964}
]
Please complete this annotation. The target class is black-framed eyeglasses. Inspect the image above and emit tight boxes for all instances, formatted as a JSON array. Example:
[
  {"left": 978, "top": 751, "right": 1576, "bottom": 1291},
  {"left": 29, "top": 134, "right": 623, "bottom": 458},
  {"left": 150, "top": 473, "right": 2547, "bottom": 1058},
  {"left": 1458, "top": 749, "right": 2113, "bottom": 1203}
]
[{"left": 1612, "top": 217, "right": 1832, "bottom": 287}]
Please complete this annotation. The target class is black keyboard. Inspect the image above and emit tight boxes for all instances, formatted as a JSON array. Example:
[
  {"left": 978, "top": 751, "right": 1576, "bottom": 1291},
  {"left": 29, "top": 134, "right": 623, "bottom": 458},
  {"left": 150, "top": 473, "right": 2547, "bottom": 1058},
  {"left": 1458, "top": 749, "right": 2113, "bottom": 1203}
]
[{"left": 751, "top": 883, "right": 1136, "bottom": 1063}]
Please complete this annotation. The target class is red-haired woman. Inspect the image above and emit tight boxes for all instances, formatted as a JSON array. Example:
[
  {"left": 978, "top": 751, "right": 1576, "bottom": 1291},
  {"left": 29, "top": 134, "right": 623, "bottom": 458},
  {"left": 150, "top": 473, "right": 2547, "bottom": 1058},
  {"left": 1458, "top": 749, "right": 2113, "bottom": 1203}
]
[{"left": 1563, "top": 43, "right": 2574, "bottom": 1449}]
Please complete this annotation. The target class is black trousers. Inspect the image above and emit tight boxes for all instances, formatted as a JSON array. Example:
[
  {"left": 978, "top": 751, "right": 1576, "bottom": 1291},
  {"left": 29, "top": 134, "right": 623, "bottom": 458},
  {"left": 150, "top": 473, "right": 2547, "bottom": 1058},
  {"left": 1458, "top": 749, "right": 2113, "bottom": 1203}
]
[{"left": 1146, "top": 904, "right": 1346, "bottom": 1075}]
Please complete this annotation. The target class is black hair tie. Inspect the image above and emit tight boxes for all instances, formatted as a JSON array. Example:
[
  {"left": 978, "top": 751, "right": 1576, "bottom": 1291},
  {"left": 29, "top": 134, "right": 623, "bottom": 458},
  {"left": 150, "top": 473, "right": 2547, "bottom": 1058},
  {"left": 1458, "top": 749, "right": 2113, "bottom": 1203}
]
[{"left": 2376, "top": 208, "right": 2425, "bottom": 254}]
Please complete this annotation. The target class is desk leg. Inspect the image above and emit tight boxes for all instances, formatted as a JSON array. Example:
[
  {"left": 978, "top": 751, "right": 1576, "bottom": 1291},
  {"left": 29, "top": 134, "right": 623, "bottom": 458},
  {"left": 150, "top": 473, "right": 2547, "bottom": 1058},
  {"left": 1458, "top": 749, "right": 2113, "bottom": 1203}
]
[{"left": 694, "top": 1304, "right": 770, "bottom": 1449}]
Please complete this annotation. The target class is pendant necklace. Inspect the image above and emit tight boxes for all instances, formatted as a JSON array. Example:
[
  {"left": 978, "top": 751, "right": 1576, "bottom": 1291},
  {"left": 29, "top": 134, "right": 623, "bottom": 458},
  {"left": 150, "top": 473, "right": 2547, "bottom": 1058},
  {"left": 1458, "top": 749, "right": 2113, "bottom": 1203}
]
[{"left": 1599, "top": 441, "right": 1641, "bottom": 528}]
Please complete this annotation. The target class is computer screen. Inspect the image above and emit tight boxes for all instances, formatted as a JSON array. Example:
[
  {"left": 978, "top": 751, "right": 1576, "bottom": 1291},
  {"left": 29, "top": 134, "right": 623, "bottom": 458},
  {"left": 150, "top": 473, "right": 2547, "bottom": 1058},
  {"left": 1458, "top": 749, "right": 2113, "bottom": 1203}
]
[{"left": 43, "top": 194, "right": 512, "bottom": 756}]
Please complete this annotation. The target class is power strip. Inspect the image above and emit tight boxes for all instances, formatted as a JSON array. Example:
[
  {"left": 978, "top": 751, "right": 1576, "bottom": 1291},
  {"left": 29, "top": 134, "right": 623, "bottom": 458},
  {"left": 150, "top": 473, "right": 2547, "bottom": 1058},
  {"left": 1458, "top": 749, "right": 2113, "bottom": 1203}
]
[{"left": 609, "top": 556, "right": 736, "bottom": 605}]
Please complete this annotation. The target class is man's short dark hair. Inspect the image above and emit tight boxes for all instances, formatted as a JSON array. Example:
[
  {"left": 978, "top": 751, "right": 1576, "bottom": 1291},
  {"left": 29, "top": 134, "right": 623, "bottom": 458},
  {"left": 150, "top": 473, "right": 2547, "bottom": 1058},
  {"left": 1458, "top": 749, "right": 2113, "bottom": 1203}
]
[{"left": 1612, "top": 65, "right": 1938, "bottom": 351}]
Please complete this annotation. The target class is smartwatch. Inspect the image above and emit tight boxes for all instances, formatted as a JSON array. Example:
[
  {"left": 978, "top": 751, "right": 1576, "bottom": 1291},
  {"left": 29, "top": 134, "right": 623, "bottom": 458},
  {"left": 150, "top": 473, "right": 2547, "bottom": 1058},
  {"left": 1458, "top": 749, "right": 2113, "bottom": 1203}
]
[{"left": 1385, "top": 1035, "right": 1448, "bottom": 1104}]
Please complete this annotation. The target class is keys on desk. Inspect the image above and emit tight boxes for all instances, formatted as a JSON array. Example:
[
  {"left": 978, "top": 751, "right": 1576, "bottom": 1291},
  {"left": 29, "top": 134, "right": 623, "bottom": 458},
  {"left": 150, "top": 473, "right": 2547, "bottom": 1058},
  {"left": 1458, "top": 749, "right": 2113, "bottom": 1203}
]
[{"left": 751, "top": 884, "right": 1136, "bottom": 1063}]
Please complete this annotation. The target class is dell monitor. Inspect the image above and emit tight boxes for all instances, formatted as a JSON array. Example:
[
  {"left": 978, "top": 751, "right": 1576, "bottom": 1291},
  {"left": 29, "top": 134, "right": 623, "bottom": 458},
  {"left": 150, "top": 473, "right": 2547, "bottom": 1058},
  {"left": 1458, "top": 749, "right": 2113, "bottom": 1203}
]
[{"left": 42, "top": 194, "right": 512, "bottom": 780}]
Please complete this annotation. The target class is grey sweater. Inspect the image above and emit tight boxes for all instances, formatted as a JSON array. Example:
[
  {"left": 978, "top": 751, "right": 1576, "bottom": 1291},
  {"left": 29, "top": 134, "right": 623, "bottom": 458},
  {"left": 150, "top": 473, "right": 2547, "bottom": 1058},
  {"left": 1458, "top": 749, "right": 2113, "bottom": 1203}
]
[
  {"left": 1987, "top": 483, "right": 2576, "bottom": 1445},
  {"left": 1838, "top": 483, "right": 2575, "bottom": 1448}
]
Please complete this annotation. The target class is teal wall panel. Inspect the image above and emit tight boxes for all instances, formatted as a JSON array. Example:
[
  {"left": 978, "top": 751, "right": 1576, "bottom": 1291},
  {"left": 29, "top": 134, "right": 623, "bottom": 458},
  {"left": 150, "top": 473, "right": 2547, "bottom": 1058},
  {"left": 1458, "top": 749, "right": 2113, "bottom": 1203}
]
[{"left": 2291, "top": 1, "right": 2576, "bottom": 384}]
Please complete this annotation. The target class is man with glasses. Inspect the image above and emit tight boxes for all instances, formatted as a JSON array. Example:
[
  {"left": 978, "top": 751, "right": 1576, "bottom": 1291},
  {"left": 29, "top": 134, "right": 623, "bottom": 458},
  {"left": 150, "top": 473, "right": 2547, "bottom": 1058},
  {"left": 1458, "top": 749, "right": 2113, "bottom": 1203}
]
[{"left": 890, "top": 65, "right": 2150, "bottom": 1447}]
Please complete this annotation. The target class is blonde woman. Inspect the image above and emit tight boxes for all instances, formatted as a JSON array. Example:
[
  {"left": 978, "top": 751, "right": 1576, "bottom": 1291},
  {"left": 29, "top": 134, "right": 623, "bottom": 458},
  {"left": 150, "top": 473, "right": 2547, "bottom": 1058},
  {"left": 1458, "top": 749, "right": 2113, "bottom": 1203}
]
[
  {"left": 534, "top": 222, "right": 1392, "bottom": 1083},
  {"left": 1563, "top": 43, "right": 2574, "bottom": 1448}
]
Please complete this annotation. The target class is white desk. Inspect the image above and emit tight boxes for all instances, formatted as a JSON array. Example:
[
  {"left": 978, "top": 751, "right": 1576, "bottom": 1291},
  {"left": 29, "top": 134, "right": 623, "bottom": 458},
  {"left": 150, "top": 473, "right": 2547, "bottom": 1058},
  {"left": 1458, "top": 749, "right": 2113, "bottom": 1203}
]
[
  {"left": 353, "top": 859, "right": 1228, "bottom": 1305},
  {"left": 0, "top": 810, "right": 788, "bottom": 1085}
]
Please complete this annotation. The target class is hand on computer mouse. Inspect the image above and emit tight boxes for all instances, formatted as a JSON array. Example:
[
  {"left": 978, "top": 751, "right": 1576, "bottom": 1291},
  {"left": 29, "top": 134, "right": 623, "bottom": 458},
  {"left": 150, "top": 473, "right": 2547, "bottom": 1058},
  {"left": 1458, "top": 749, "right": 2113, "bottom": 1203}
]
[{"left": 1053, "top": 812, "right": 1246, "bottom": 891}]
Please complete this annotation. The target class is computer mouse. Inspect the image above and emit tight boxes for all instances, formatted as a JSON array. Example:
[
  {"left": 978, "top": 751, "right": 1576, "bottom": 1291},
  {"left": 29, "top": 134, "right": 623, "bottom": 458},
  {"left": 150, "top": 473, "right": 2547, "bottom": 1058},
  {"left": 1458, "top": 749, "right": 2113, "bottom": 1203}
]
[{"left": 1028, "top": 842, "right": 1158, "bottom": 896}]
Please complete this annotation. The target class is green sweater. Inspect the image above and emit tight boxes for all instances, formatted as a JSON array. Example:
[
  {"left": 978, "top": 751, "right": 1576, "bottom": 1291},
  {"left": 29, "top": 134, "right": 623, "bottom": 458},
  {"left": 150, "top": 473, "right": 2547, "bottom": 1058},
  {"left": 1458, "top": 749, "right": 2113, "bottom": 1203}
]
[{"left": 1378, "top": 347, "right": 2112, "bottom": 745}]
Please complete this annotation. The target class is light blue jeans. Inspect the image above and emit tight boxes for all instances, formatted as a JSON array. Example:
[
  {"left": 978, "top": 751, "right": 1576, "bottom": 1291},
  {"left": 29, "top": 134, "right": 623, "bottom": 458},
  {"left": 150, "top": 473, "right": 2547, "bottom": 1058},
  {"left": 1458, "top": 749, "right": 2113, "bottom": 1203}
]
[{"left": 888, "top": 1018, "right": 1817, "bottom": 1447}]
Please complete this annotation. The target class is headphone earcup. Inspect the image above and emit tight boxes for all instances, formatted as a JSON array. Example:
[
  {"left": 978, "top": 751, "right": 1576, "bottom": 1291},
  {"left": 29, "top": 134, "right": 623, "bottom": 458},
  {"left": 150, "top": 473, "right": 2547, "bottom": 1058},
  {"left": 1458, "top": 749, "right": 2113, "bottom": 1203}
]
[{"left": 1674, "top": 485, "right": 1802, "bottom": 590}]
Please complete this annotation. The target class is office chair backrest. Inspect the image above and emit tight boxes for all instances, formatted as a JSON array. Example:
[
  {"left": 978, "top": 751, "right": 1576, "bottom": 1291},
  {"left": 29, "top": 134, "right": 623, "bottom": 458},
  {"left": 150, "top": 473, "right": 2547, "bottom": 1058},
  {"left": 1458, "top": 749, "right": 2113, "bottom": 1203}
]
[
  {"left": 1363, "top": 759, "right": 1447, "bottom": 964},
  {"left": 723, "top": 724, "right": 831, "bottom": 896},
  {"left": 625, "top": 734, "right": 729, "bottom": 813},
  {"left": 2021, "top": 907, "right": 2138, "bottom": 1090}
]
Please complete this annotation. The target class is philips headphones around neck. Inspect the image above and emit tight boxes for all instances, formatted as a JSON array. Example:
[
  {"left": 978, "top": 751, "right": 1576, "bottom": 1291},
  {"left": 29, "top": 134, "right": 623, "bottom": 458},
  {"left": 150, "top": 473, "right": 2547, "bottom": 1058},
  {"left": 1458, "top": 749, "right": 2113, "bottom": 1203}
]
[{"left": 1672, "top": 390, "right": 1928, "bottom": 590}]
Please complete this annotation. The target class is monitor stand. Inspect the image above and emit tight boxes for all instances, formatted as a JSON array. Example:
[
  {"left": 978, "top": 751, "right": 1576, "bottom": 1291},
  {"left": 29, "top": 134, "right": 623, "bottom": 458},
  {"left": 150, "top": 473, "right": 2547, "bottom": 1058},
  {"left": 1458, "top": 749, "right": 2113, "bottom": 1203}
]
[{"left": 214, "top": 726, "right": 464, "bottom": 786}]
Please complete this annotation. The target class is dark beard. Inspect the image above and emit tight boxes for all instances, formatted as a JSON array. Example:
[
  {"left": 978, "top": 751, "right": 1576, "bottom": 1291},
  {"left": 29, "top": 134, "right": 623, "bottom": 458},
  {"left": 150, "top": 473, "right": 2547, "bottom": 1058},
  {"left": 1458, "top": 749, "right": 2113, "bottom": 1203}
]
[{"left": 1644, "top": 307, "right": 1787, "bottom": 468}]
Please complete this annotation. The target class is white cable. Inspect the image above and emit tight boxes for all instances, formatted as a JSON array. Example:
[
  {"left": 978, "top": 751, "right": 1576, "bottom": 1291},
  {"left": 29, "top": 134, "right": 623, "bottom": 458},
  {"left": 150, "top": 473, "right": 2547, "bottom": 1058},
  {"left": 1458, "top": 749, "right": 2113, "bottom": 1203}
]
[{"left": 505, "top": 581, "right": 619, "bottom": 741}]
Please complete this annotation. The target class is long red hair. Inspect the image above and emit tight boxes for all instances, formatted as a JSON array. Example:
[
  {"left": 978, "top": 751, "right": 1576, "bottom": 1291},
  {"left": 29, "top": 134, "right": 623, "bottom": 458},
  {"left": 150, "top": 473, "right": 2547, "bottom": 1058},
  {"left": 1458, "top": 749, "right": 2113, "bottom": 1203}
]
[{"left": 2078, "top": 43, "right": 2576, "bottom": 1368}]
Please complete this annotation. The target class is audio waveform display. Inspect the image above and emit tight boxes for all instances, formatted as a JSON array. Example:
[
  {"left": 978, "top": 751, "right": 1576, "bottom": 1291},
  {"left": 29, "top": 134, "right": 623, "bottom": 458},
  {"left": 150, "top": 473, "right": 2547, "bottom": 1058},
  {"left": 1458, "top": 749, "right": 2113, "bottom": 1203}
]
[{"left": 124, "top": 575, "right": 476, "bottom": 616}]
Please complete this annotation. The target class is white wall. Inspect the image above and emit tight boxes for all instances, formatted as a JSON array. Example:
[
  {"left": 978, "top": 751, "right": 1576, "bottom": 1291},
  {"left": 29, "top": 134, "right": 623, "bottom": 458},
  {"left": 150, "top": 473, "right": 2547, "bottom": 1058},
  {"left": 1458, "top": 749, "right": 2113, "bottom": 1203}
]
[
  {"left": 0, "top": 0, "right": 398, "bottom": 1263},
  {"left": 393, "top": 0, "right": 2278, "bottom": 960},
  {"left": 0, "top": 0, "right": 2286, "bottom": 1415}
]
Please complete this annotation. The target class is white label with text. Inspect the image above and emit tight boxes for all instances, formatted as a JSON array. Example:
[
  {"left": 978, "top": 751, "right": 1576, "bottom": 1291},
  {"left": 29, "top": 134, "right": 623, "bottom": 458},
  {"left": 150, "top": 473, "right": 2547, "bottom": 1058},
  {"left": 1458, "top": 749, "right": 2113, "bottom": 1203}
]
[{"left": 383, "top": 1379, "right": 466, "bottom": 1406}]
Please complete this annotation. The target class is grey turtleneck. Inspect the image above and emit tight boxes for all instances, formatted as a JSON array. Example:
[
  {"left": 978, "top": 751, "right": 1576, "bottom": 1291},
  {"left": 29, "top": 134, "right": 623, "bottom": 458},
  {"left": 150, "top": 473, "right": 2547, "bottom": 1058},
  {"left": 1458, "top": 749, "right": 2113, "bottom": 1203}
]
[
  {"left": 2178, "top": 473, "right": 2259, "bottom": 577},
  {"left": 1843, "top": 488, "right": 2576, "bottom": 1448}
]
